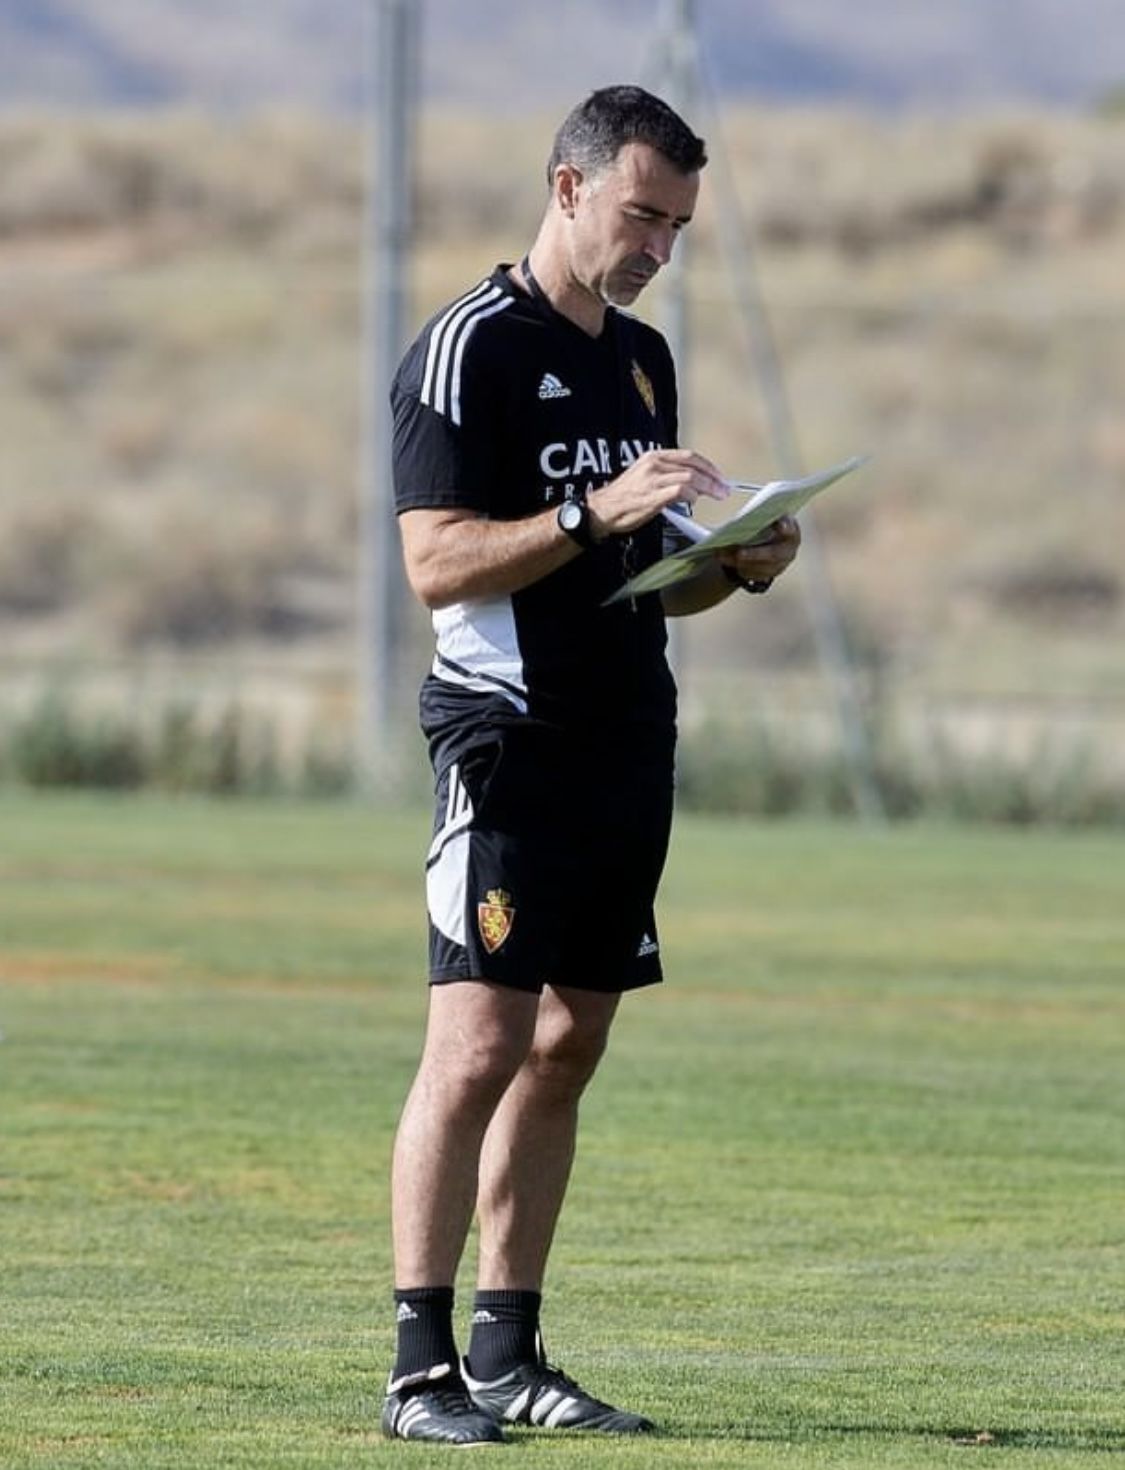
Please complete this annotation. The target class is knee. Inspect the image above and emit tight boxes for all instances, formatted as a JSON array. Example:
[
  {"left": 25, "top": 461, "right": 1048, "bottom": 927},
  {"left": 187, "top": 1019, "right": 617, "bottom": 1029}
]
[
  {"left": 527, "top": 1021, "right": 609, "bottom": 1098},
  {"left": 415, "top": 984, "right": 541, "bottom": 1116},
  {"left": 423, "top": 1027, "right": 528, "bottom": 1113}
]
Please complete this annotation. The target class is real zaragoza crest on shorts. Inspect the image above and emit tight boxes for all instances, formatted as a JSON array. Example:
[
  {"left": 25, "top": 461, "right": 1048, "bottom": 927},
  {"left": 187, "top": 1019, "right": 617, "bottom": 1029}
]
[
  {"left": 631, "top": 359, "right": 656, "bottom": 416},
  {"left": 478, "top": 888, "right": 515, "bottom": 953}
]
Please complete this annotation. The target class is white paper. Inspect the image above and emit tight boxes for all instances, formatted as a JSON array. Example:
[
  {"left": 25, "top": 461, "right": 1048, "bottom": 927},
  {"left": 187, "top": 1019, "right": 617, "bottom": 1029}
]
[{"left": 605, "top": 453, "right": 869, "bottom": 603}]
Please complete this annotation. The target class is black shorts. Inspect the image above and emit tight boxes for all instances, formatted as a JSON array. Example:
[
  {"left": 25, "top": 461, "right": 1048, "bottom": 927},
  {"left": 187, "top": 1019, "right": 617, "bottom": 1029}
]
[{"left": 424, "top": 723, "right": 674, "bottom": 994}]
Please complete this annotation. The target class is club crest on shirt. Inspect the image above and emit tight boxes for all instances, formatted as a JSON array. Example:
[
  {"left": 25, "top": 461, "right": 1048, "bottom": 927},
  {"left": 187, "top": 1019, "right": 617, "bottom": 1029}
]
[
  {"left": 631, "top": 359, "right": 656, "bottom": 416},
  {"left": 478, "top": 888, "right": 515, "bottom": 954}
]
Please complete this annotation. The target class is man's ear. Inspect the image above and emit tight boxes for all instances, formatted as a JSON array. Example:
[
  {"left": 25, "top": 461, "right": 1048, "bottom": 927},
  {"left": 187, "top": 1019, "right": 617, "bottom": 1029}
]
[{"left": 554, "top": 163, "right": 583, "bottom": 219}]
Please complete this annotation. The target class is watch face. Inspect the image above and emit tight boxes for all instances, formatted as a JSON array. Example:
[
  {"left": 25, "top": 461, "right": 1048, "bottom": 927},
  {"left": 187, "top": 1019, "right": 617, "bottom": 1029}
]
[{"left": 559, "top": 500, "right": 583, "bottom": 532}]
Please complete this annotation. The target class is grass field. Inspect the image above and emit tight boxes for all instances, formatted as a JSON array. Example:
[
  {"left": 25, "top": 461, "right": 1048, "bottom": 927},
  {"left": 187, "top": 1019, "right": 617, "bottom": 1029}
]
[{"left": 2, "top": 792, "right": 1124, "bottom": 1468}]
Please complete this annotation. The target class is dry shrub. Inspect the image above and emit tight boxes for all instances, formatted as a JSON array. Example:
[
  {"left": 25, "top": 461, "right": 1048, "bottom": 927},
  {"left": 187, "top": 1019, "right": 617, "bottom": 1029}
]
[
  {"left": 0, "top": 115, "right": 361, "bottom": 243},
  {"left": 0, "top": 503, "right": 95, "bottom": 614},
  {"left": 0, "top": 130, "right": 123, "bottom": 234},
  {"left": 988, "top": 556, "right": 1120, "bottom": 624},
  {"left": 96, "top": 398, "right": 176, "bottom": 476},
  {"left": 0, "top": 122, "right": 190, "bottom": 234},
  {"left": 196, "top": 400, "right": 351, "bottom": 499},
  {"left": 740, "top": 108, "right": 1123, "bottom": 255},
  {"left": 12, "top": 304, "right": 135, "bottom": 400},
  {"left": 0, "top": 107, "right": 1123, "bottom": 717},
  {"left": 100, "top": 507, "right": 302, "bottom": 646},
  {"left": 415, "top": 108, "right": 544, "bottom": 243}
]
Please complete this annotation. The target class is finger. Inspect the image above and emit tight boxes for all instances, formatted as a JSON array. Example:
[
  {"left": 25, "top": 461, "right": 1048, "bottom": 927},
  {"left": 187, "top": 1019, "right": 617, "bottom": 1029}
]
[
  {"left": 722, "top": 533, "right": 799, "bottom": 567},
  {"left": 689, "top": 455, "right": 730, "bottom": 499},
  {"left": 667, "top": 463, "right": 729, "bottom": 502},
  {"left": 657, "top": 449, "right": 729, "bottom": 499},
  {"left": 731, "top": 545, "right": 798, "bottom": 578},
  {"left": 649, "top": 468, "right": 722, "bottom": 506},
  {"left": 669, "top": 485, "right": 699, "bottom": 506},
  {"left": 728, "top": 517, "right": 800, "bottom": 550},
  {"left": 771, "top": 515, "right": 801, "bottom": 542},
  {"left": 695, "top": 477, "right": 730, "bottom": 502}
]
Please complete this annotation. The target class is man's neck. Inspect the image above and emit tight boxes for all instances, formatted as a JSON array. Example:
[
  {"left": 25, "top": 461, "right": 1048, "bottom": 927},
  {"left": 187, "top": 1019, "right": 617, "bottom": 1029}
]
[{"left": 514, "top": 243, "right": 606, "bottom": 338}]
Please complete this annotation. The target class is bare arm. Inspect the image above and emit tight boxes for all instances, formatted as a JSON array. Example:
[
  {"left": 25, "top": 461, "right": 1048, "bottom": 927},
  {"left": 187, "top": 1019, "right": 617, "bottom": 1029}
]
[
  {"left": 399, "top": 504, "right": 577, "bottom": 609},
  {"left": 399, "top": 448, "right": 729, "bottom": 609}
]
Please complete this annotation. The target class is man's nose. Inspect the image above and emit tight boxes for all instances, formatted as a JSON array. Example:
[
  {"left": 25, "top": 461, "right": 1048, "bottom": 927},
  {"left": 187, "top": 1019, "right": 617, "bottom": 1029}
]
[{"left": 645, "top": 224, "right": 677, "bottom": 267}]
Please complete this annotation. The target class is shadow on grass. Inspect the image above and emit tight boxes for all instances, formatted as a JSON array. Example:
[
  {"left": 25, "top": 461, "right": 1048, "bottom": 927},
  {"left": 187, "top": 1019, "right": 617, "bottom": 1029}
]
[
  {"left": 729, "top": 1424, "right": 1125, "bottom": 1453},
  {"left": 500, "top": 1422, "right": 1125, "bottom": 1453}
]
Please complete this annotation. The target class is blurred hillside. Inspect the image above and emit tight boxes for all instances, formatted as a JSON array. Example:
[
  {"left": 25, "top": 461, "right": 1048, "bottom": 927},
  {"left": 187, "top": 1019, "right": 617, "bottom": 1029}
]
[
  {"left": 2, "top": 0, "right": 1125, "bottom": 111},
  {"left": 0, "top": 106, "right": 1123, "bottom": 775}
]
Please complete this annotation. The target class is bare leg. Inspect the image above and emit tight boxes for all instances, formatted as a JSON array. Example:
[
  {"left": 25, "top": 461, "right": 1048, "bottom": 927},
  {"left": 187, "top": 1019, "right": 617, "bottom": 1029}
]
[
  {"left": 391, "top": 981, "right": 540, "bottom": 1287},
  {"left": 475, "top": 985, "right": 620, "bottom": 1291}
]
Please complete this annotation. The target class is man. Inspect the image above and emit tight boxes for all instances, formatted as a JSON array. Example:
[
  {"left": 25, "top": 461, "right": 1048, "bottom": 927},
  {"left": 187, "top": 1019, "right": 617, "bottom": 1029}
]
[{"left": 383, "top": 85, "right": 801, "bottom": 1445}]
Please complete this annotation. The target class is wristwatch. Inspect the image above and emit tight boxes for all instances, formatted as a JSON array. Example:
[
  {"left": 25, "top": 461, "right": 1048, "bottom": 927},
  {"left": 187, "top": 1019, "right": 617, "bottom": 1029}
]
[
  {"left": 557, "top": 494, "right": 597, "bottom": 551},
  {"left": 721, "top": 564, "right": 773, "bottom": 595}
]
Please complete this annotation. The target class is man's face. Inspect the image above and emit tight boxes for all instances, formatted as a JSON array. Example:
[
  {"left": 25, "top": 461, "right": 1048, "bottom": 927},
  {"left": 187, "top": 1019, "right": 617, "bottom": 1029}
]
[{"left": 564, "top": 141, "right": 699, "bottom": 307}]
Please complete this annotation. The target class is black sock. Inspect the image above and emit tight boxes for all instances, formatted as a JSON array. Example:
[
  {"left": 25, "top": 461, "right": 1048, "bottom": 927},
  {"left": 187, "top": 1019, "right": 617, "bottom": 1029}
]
[
  {"left": 466, "top": 1289, "right": 542, "bottom": 1380},
  {"left": 392, "top": 1286, "right": 458, "bottom": 1385}
]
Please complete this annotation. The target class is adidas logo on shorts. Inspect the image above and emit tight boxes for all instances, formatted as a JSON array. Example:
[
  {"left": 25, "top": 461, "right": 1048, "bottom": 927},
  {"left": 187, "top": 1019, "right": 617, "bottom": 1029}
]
[
  {"left": 538, "top": 372, "right": 572, "bottom": 400},
  {"left": 635, "top": 932, "right": 659, "bottom": 958}
]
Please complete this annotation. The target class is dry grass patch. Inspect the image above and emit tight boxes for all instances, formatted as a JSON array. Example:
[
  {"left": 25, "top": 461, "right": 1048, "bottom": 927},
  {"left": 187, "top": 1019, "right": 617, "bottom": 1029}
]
[{"left": 1, "top": 106, "right": 1124, "bottom": 755}]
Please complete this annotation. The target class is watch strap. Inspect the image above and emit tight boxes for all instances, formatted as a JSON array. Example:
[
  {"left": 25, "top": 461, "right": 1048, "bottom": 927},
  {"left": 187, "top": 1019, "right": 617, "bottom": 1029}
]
[
  {"left": 721, "top": 564, "right": 773, "bottom": 595},
  {"left": 558, "top": 496, "right": 596, "bottom": 551}
]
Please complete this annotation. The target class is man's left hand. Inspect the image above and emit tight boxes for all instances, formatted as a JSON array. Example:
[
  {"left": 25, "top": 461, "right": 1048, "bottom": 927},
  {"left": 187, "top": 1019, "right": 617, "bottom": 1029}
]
[{"left": 715, "top": 515, "right": 801, "bottom": 590}]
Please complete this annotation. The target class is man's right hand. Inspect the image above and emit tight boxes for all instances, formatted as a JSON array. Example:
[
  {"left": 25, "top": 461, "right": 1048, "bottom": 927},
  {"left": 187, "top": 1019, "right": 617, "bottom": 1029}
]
[{"left": 586, "top": 449, "right": 729, "bottom": 540}]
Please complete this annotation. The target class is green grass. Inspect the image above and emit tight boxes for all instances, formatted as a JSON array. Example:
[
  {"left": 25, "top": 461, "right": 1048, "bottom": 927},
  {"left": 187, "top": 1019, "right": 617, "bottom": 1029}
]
[{"left": 1, "top": 792, "right": 1124, "bottom": 1468}]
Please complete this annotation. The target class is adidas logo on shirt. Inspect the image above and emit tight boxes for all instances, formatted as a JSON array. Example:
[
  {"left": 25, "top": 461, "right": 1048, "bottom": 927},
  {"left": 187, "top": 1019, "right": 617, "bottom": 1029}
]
[{"left": 538, "top": 372, "right": 572, "bottom": 401}]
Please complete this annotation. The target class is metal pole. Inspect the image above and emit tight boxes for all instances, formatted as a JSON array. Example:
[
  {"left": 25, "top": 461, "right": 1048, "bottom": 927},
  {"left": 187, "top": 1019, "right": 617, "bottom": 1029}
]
[
  {"left": 359, "top": 0, "right": 418, "bottom": 792},
  {"left": 642, "top": 18, "right": 883, "bottom": 820},
  {"left": 659, "top": 0, "right": 696, "bottom": 412},
  {"left": 697, "top": 79, "right": 885, "bottom": 821},
  {"left": 655, "top": 0, "right": 698, "bottom": 682}
]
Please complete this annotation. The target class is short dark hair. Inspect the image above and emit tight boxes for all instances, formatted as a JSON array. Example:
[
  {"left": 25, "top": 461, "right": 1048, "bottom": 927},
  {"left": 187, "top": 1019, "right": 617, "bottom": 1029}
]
[{"left": 547, "top": 85, "right": 707, "bottom": 187}]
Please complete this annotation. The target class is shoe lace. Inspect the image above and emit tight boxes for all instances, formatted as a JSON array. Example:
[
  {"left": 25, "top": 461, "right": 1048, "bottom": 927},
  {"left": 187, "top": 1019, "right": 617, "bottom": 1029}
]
[
  {"left": 532, "top": 1360, "right": 590, "bottom": 1403},
  {"left": 524, "top": 1331, "right": 610, "bottom": 1413},
  {"left": 425, "top": 1381, "right": 479, "bottom": 1417}
]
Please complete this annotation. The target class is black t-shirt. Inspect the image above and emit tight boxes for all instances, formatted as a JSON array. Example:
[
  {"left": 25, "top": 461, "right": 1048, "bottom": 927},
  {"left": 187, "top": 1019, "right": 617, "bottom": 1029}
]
[{"left": 391, "top": 264, "right": 684, "bottom": 752}]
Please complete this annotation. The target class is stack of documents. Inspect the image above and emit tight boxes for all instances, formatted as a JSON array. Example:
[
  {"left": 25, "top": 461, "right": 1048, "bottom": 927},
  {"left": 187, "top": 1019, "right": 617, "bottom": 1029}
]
[{"left": 606, "top": 454, "right": 869, "bottom": 603}]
